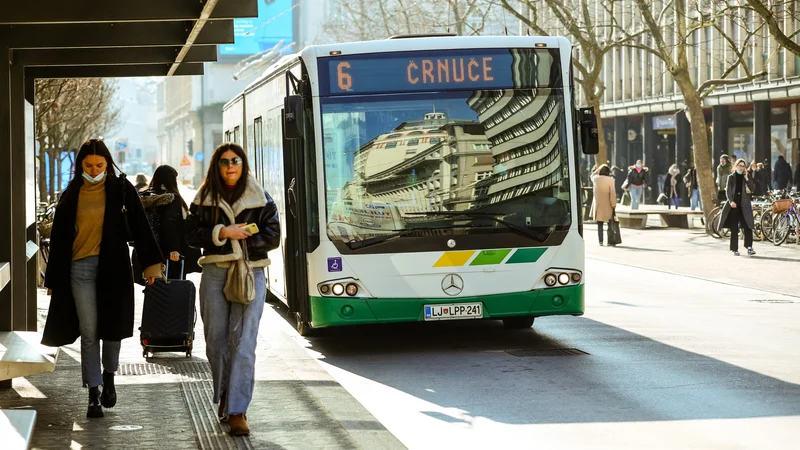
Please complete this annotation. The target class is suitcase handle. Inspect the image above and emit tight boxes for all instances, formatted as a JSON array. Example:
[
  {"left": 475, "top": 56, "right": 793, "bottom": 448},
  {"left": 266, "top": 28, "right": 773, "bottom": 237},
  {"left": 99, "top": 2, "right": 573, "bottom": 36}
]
[{"left": 165, "top": 256, "right": 186, "bottom": 280}]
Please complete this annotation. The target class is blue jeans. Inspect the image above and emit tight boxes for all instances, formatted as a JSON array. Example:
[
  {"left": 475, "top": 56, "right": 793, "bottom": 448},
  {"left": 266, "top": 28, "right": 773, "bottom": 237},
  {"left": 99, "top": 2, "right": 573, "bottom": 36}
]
[
  {"left": 630, "top": 185, "right": 643, "bottom": 210},
  {"left": 669, "top": 195, "right": 680, "bottom": 209},
  {"left": 690, "top": 189, "right": 702, "bottom": 211},
  {"left": 71, "top": 256, "right": 121, "bottom": 388},
  {"left": 200, "top": 264, "right": 266, "bottom": 415}
]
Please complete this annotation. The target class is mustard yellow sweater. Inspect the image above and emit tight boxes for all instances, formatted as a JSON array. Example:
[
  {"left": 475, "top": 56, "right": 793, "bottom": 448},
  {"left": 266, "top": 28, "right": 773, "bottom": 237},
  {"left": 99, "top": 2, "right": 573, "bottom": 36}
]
[
  {"left": 71, "top": 176, "right": 162, "bottom": 280},
  {"left": 72, "top": 177, "right": 106, "bottom": 260}
]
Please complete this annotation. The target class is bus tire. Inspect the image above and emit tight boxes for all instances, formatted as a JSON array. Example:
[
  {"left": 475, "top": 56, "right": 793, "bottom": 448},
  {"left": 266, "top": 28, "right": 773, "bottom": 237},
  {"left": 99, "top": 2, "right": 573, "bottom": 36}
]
[
  {"left": 296, "top": 320, "right": 315, "bottom": 337},
  {"left": 502, "top": 316, "right": 535, "bottom": 329}
]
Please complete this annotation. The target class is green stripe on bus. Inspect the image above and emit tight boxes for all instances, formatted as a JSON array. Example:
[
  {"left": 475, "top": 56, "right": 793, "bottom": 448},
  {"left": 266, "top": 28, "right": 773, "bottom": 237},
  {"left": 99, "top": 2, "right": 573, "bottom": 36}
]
[
  {"left": 469, "top": 249, "right": 512, "bottom": 266},
  {"left": 505, "top": 248, "right": 547, "bottom": 264}
]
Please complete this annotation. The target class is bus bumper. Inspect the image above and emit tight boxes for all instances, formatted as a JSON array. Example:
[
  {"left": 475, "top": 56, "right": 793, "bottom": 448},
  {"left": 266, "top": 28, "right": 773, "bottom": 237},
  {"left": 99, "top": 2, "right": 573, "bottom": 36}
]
[{"left": 309, "top": 284, "right": 584, "bottom": 328}]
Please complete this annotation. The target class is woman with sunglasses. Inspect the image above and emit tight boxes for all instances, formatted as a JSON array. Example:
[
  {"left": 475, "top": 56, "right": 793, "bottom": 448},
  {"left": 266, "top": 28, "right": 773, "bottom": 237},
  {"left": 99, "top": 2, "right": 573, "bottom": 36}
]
[
  {"left": 41, "top": 139, "right": 163, "bottom": 418},
  {"left": 186, "top": 143, "right": 280, "bottom": 436}
]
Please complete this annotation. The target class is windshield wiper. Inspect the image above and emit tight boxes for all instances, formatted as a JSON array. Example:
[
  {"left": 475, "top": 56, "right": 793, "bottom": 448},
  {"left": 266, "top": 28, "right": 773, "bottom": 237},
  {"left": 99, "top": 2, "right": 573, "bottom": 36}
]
[
  {"left": 345, "top": 226, "right": 452, "bottom": 250},
  {"left": 405, "top": 211, "right": 552, "bottom": 242}
]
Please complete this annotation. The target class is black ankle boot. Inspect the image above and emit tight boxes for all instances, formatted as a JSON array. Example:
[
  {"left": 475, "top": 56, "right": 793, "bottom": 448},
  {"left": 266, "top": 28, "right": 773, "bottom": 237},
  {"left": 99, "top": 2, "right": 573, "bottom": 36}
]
[
  {"left": 87, "top": 386, "right": 104, "bottom": 418},
  {"left": 101, "top": 371, "right": 116, "bottom": 408}
]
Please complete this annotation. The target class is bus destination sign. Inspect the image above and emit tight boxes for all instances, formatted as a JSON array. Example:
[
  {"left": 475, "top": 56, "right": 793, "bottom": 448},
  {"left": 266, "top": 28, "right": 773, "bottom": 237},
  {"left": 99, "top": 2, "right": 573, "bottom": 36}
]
[{"left": 320, "top": 48, "right": 559, "bottom": 96}]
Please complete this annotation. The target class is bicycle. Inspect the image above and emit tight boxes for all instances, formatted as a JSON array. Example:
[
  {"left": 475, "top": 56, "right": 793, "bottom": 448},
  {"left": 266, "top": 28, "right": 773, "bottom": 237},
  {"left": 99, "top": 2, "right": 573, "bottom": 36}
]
[{"left": 771, "top": 198, "right": 800, "bottom": 246}]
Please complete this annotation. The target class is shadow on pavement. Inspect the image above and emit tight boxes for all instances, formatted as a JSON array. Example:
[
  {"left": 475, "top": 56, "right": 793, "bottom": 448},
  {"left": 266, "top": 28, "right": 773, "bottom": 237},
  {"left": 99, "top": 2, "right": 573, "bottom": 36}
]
[{"left": 298, "top": 316, "right": 800, "bottom": 425}]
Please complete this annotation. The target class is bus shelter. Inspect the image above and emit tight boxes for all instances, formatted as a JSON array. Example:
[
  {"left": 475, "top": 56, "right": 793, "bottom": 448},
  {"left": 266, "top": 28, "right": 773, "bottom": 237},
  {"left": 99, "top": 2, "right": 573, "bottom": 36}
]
[{"left": 0, "top": 1, "right": 258, "bottom": 381}]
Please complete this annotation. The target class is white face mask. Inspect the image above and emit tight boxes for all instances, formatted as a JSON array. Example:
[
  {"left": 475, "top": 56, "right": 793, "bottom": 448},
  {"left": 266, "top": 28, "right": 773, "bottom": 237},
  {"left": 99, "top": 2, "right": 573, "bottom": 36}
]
[{"left": 82, "top": 171, "right": 106, "bottom": 183}]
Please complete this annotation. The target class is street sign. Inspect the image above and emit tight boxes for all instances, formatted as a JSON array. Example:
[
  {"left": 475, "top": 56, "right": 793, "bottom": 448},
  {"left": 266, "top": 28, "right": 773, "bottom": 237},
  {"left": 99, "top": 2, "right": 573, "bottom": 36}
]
[
  {"left": 180, "top": 155, "right": 191, "bottom": 167},
  {"left": 195, "top": 152, "right": 205, "bottom": 162}
]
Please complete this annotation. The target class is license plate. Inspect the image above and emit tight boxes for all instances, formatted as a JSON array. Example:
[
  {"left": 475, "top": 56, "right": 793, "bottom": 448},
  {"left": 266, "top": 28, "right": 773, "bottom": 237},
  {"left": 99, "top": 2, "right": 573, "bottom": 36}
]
[{"left": 424, "top": 302, "right": 483, "bottom": 321}]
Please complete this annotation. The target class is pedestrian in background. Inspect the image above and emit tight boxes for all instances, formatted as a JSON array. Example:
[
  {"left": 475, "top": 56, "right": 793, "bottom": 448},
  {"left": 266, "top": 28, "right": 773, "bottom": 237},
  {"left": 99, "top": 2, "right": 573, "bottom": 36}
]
[
  {"left": 186, "top": 143, "right": 281, "bottom": 436},
  {"left": 720, "top": 158, "right": 757, "bottom": 256},
  {"left": 716, "top": 155, "right": 732, "bottom": 203},
  {"left": 135, "top": 173, "right": 149, "bottom": 192},
  {"left": 41, "top": 139, "right": 163, "bottom": 418},
  {"left": 625, "top": 160, "right": 648, "bottom": 210},
  {"left": 773, "top": 154, "right": 793, "bottom": 190},
  {"left": 683, "top": 166, "right": 701, "bottom": 211},
  {"left": 590, "top": 164, "right": 616, "bottom": 246},
  {"left": 664, "top": 164, "right": 681, "bottom": 209},
  {"left": 133, "top": 165, "right": 201, "bottom": 283},
  {"left": 750, "top": 161, "right": 768, "bottom": 196}
]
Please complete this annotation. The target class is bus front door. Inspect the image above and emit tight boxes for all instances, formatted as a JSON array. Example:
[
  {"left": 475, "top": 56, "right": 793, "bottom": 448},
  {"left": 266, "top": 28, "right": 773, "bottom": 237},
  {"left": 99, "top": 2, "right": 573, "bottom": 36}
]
[{"left": 282, "top": 110, "right": 312, "bottom": 336}]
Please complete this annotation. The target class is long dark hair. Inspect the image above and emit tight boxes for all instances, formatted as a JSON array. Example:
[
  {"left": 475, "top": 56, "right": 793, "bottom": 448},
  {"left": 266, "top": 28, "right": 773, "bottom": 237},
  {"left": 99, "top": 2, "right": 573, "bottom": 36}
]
[
  {"left": 73, "top": 138, "right": 118, "bottom": 181},
  {"left": 199, "top": 143, "right": 250, "bottom": 214},
  {"left": 150, "top": 165, "right": 188, "bottom": 211}
]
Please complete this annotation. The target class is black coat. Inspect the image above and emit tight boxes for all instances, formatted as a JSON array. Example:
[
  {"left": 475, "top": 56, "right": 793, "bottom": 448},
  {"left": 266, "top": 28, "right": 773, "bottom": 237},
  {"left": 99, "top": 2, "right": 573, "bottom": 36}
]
[
  {"left": 773, "top": 157, "right": 793, "bottom": 189},
  {"left": 186, "top": 177, "right": 280, "bottom": 266},
  {"left": 720, "top": 172, "right": 756, "bottom": 230},
  {"left": 132, "top": 192, "right": 201, "bottom": 283},
  {"left": 42, "top": 175, "right": 163, "bottom": 347}
]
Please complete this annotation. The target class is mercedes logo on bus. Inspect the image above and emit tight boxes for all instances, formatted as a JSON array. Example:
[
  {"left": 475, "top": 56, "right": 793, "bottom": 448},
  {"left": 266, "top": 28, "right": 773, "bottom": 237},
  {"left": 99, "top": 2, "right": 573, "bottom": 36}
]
[{"left": 441, "top": 274, "right": 464, "bottom": 296}]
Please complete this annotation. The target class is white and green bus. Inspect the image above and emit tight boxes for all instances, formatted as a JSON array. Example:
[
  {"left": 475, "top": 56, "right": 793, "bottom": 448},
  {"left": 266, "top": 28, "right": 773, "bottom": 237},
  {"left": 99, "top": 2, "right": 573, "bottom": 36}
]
[{"left": 223, "top": 35, "right": 599, "bottom": 335}]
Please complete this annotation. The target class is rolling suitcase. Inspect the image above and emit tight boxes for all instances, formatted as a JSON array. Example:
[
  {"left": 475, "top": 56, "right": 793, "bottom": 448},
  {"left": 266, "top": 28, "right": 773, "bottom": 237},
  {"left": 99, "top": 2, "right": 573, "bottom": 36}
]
[{"left": 140, "top": 259, "right": 196, "bottom": 358}]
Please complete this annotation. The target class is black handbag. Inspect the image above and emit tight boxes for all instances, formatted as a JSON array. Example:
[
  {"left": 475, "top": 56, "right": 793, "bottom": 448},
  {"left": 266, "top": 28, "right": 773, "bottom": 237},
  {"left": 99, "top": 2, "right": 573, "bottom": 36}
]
[{"left": 607, "top": 211, "right": 622, "bottom": 246}]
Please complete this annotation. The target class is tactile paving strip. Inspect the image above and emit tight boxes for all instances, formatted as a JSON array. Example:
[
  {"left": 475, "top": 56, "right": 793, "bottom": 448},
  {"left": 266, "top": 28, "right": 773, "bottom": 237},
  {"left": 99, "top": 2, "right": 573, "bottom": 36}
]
[{"left": 173, "top": 361, "right": 255, "bottom": 450}]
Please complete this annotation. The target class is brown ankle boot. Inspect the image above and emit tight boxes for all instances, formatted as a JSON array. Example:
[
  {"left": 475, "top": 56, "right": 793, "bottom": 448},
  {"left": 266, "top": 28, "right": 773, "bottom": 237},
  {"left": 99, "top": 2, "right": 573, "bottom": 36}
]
[
  {"left": 218, "top": 391, "right": 228, "bottom": 423},
  {"left": 227, "top": 414, "right": 249, "bottom": 436}
]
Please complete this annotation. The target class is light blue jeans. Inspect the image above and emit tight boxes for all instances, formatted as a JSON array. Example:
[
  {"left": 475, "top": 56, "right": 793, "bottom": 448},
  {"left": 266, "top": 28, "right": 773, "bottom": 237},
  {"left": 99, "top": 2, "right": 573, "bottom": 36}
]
[
  {"left": 690, "top": 188, "right": 702, "bottom": 211},
  {"left": 200, "top": 264, "right": 266, "bottom": 415},
  {"left": 630, "top": 185, "right": 643, "bottom": 210},
  {"left": 71, "top": 256, "right": 121, "bottom": 388}
]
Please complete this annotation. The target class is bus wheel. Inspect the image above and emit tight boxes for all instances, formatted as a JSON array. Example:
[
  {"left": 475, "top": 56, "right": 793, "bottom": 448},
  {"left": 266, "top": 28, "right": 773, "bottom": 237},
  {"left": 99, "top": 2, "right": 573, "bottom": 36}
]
[
  {"left": 296, "top": 320, "right": 315, "bottom": 337},
  {"left": 502, "top": 316, "right": 535, "bottom": 329}
]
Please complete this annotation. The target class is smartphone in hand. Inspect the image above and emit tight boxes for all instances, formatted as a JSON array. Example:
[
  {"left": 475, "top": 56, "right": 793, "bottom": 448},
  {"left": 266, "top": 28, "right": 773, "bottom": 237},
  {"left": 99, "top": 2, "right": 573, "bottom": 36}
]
[{"left": 240, "top": 223, "right": 259, "bottom": 234}]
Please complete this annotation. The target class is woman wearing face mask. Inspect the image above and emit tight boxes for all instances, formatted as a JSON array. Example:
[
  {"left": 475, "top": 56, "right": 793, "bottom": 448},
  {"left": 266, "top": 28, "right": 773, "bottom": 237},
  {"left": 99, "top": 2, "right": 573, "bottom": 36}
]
[
  {"left": 625, "top": 160, "right": 649, "bottom": 210},
  {"left": 186, "top": 143, "right": 281, "bottom": 436},
  {"left": 720, "top": 158, "right": 757, "bottom": 256},
  {"left": 663, "top": 164, "right": 681, "bottom": 210},
  {"left": 41, "top": 139, "right": 164, "bottom": 418}
]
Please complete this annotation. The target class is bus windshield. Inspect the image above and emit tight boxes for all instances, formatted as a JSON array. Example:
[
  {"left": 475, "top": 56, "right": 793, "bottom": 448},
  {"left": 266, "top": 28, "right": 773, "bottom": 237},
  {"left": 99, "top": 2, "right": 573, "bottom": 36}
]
[{"left": 320, "top": 87, "right": 572, "bottom": 248}]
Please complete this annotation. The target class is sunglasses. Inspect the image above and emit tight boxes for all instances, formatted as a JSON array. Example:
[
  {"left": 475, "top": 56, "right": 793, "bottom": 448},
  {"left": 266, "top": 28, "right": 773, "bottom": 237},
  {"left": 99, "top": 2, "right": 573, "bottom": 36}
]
[{"left": 218, "top": 157, "right": 243, "bottom": 168}]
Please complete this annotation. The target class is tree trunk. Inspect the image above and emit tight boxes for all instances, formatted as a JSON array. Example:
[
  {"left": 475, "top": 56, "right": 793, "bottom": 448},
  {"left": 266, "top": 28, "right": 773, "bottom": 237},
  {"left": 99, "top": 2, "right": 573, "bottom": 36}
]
[
  {"left": 47, "top": 149, "right": 56, "bottom": 201},
  {"left": 676, "top": 75, "right": 716, "bottom": 223},
  {"left": 37, "top": 139, "right": 48, "bottom": 202},
  {"left": 56, "top": 151, "right": 62, "bottom": 193},
  {"left": 588, "top": 95, "right": 609, "bottom": 166}
]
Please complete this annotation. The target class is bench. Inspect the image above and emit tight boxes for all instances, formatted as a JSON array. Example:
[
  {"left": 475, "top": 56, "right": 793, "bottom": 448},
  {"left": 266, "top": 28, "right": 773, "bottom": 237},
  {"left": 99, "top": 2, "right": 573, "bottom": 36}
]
[
  {"left": 0, "top": 410, "right": 36, "bottom": 450},
  {"left": 616, "top": 210, "right": 704, "bottom": 229},
  {"left": 0, "top": 332, "right": 59, "bottom": 383}
]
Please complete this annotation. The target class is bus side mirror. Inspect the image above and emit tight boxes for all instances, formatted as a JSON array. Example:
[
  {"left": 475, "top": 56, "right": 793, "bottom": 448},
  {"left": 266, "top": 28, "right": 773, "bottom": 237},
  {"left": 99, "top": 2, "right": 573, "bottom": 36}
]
[
  {"left": 579, "top": 107, "right": 599, "bottom": 155},
  {"left": 284, "top": 95, "right": 304, "bottom": 140}
]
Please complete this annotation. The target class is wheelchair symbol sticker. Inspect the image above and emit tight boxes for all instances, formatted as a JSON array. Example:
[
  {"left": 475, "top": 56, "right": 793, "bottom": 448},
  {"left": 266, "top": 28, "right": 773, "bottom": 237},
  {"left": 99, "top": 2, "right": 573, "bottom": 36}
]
[{"left": 327, "top": 257, "right": 342, "bottom": 272}]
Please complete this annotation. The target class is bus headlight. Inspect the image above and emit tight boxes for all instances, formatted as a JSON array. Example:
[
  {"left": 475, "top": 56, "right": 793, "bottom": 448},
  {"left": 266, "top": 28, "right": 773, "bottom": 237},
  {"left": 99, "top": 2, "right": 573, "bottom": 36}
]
[
  {"left": 571, "top": 273, "right": 582, "bottom": 282},
  {"left": 319, "top": 284, "right": 330, "bottom": 294},
  {"left": 345, "top": 283, "right": 359, "bottom": 296},
  {"left": 332, "top": 283, "right": 345, "bottom": 295},
  {"left": 558, "top": 273, "right": 570, "bottom": 285},
  {"left": 544, "top": 274, "right": 557, "bottom": 286}
]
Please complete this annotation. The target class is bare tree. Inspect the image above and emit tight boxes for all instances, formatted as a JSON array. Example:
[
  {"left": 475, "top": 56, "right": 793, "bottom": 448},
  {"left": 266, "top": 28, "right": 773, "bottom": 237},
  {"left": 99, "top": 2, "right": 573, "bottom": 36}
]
[
  {"left": 745, "top": 0, "right": 800, "bottom": 56},
  {"left": 35, "top": 78, "right": 122, "bottom": 201},
  {"left": 629, "top": 0, "right": 768, "bottom": 222},
  {"left": 319, "top": 0, "right": 506, "bottom": 43},
  {"left": 499, "top": 0, "right": 647, "bottom": 166}
]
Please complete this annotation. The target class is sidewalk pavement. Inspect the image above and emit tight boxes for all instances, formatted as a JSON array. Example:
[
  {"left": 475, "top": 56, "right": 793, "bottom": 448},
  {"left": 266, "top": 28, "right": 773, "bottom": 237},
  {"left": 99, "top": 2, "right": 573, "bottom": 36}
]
[
  {"left": 585, "top": 223, "right": 800, "bottom": 297},
  {"left": 0, "top": 273, "right": 404, "bottom": 450}
]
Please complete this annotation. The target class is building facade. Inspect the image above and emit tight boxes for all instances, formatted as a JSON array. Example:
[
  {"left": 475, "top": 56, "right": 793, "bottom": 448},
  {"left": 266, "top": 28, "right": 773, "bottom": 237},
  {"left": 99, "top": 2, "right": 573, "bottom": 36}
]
[{"left": 521, "top": 0, "right": 800, "bottom": 204}]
